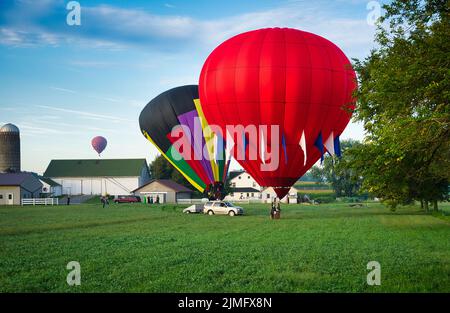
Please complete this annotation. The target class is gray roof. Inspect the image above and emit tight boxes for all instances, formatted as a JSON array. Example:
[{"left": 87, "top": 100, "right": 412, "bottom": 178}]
[
  {"left": 30, "top": 173, "right": 61, "bottom": 187},
  {"left": 228, "top": 170, "right": 244, "bottom": 181},
  {"left": 0, "top": 173, "right": 34, "bottom": 186},
  {"left": 133, "top": 179, "right": 193, "bottom": 193},
  {"left": 0, "top": 123, "right": 19, "bottom": 133},
  {"left": 232, "top": 187, "right": 261, "bottom": 193}
]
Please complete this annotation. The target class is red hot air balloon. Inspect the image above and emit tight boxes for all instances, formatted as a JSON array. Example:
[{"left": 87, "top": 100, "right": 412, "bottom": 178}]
[
  {"left": 199, "top": 28, "right": 357, "bottom": 199},
  {"left": 91, "top": 136, "right": 107, "bottom": 156}
]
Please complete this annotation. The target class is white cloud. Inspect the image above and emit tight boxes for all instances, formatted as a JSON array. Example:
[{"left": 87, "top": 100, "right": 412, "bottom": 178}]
[
  {"left": 36, "top": 105, "right": 135, "bottom": 123},
  {"left": 1, "top": 2, "right": 376, "bottom": 58},
  {"left": 50, "top": 86, "right": 77, "bottom": 94}
]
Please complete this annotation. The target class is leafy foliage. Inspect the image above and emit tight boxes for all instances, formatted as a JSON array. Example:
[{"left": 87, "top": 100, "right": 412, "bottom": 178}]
[
  {"left": 308, "top": 140, "right": 363, "bottom": 197},
  {"left": 149, "top": 155, "right": 192, "bottom": 189},
  {"left": 351, "top": 0, "right": 450, "bottom": 209}
]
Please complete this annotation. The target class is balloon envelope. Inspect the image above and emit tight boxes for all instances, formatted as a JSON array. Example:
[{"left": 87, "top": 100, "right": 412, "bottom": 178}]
[
  {"left": 139, "top": 85, "right": 229, "bottom": 194},
  {"left": 199, "top": 28, "right": 357, "bottom": 198},
  {"left": 91, "top": 136, "right": 107, "bottom": 155}
]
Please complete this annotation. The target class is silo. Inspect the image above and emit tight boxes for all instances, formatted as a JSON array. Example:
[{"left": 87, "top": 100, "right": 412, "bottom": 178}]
[{"left": 0, "top": 123, "right": 21, "bottom": 173}]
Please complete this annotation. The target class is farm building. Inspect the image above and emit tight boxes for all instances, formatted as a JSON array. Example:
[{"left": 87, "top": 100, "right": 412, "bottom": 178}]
[
  {"left": 224, "top": 170, "right": 299, "bottom": 203},
  {"left": 226, "top": 187, "right": 262, "bottom": 201},
  {"left": 261, "top": 187, "right": 299, "bottom": 203},
  {"left": 224, "top": 170, "right": 263, "bottom": 201},
  {"left": 133, "top": 179, "right": 193, "bottom": 204},
  {"left": 43, "top": 159, "right": 151, "bottom": 196},
  {"left": 0, "top": 173, "right": 42, "bottom": 205},
  {"left": 35, "top": 175, "right": 62, "bottom": 197}
]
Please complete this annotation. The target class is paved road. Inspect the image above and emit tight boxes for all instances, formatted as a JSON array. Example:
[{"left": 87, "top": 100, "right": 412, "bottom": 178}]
[{"left": 59, "top": 195, "right": 94, "bottom": 205}]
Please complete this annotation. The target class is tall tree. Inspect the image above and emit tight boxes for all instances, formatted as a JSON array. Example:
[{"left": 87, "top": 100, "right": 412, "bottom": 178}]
[
  {"left": 149, "top": 155, "right": 191, "bottom": 189},
  {"left": 149, "top": 154, "right": 173, "bottom": 180},
  {"left": 351, "top": 0, "right": 449, "bottom": 210},
  {"left": 309, "top": 140, "right": 363, "bottom": 197}
]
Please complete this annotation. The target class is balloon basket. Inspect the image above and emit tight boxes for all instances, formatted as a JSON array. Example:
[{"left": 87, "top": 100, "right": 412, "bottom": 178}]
[{"left": 271, "top": 211, "right": 281, "bottom": 220}]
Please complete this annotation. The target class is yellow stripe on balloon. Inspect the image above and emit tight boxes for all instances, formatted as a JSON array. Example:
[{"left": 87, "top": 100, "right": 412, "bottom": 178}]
[
  {"left": 194, "top": 98, "right": 220, "bottom": 182},
  {"left": 142, "top": 130, "right": 205, "bottom": 193}
]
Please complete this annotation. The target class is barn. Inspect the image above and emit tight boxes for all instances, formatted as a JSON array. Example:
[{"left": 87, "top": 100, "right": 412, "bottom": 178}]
[
  {"left": 133, "top": 179, "right": 193, "bottom": 204},
  {"left": 43, "top": 159, "right": 151, "bottom": 196},
  {"left": 36, "top": 175, "right": 62, "bottom": 197},
  {"left": 0, "top": 173, "right": 42, "bottom": 205}
]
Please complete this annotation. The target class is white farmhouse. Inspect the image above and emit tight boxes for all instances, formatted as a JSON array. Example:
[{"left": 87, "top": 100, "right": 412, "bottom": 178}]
[
  {"left": 225, "top": 170, "right": 262, "bottom": 201},
  {"left": 261, "top": 187, "right": 299, "bottom": 204},
  {"left": 224, "top": 170, "right": 299, "bottom": 203},
  {"left": 44, "top": 159, "right": 151, "bottom": 196}
]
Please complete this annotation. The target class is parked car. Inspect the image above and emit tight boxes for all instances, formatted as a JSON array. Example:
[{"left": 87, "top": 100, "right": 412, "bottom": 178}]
[
  {"left": 203, "top": 201, "right": 244, "bottom": 216},
  {"left": 183, "top": 204, "right": 204, "bottom": 214},
  {"left": 114, "top": 195, "right": 141, "bottom": 203}
]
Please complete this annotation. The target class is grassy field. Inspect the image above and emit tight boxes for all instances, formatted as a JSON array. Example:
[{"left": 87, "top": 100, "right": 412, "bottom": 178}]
[{"left": 0, "top": 202, "right": 449, "bottom": 292}]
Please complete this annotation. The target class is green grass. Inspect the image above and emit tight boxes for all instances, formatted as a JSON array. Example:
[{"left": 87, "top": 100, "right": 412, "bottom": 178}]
[{"left": 0, "top": 202, "right": 449, "bottom": 292}]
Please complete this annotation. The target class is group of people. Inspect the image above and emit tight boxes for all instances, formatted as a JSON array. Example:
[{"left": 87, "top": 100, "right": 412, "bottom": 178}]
[
  {"left": 145, "top": 195, "right": 159, "bottom": 204},
  {"left": 270, "top": 198, "right": 281, "bottom": 219}
]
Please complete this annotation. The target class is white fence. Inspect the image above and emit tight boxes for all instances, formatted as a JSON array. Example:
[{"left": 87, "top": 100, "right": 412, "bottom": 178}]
[
  {"left": 21, "top": 198, "right": 59, "bottom": 206},
  {"left": 176, "top": 198, "right": 207, "bottom": 205}
]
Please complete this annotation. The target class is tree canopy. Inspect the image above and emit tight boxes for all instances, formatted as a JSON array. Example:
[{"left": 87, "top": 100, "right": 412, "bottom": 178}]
[
  {"left": 351, "top": 0, "right": 449, "bottom": 210},
  {"left": 309, "top": 139, "right": 363, "bottom": 197},
  {"left": 149, "top": 155, "right": 192, "bottom": 189}
]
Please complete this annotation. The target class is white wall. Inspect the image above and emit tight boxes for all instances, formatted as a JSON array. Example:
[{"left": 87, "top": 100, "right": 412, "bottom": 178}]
[
  {"left": 40, "top": 181, "right": 62, "bottom": 197},
  {"left": 52, "top": 177, "right": 140, "bottom": 196},
  {"left": 224, "top": 191, "right": 261, "bottom": 201},
  {"left": 261, "top": 187, "right": 298, "bottom": 204},
  {"left": 52, "top": 186, "right": 62, "bottom": 197},
  {"left": 230, "top": 172, "right": 261, "bottom": 190}
]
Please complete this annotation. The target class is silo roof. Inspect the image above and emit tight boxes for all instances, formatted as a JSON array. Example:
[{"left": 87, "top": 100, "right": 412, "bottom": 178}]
[{"left": 0, "top": 123, "right": 20, "bottom": 133}]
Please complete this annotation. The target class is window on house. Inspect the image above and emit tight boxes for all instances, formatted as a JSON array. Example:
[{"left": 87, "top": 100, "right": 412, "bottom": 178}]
[
  {"left": 266, "top": 194, "right": 270, "bottom": 199},
  {"left": 0, "top": 194, "right": 3, "bottom": 199},
  {"left": 8, "top": 194, "right": 12, "bottom": 200},
  {"left": 246, "top": 193, "right": 249, "bottom": 197},
  {"left": 238, "top": 176, "right": 241, "bottom": 179},
  {"left": 248, "top": 176, "right": 250, "bottom": 179},
  {"left": 231, "top": 183, "right": 235, "bottom": 187},
  {"left": 253, "top": 182, "right": 256, "bottom": 187},
  {"left": 251, "top": 193, "right": 254, "bottom": 197}
]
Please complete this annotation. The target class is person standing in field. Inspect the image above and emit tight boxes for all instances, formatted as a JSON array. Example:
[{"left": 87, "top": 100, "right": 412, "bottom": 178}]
[
  {"left": 274, "top": 198, "right": 281, "bottom": 219},
  {"left": 67, "top": 195, "right": 71, "bottom": 206},
  {"left": 270, "top": 199, "right": 276, "bottom": 219},
  {"left": 101, "top": 196, "right": 106, "bottom": 208}
]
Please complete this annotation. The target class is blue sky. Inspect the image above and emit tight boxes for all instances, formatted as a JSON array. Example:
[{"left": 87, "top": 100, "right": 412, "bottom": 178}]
[{"left": 0, "top": 0, "right": 387, "bottom": 174}]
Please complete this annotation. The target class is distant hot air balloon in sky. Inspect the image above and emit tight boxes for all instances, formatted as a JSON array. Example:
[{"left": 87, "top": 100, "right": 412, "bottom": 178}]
[
  {"left": 139, "top": 85, "right": 230, "bottom": 198},
  {"left": 199, "top": 28, "right": 357, "bottom": 199},
  {"left": 91, "top": 136, "right": 107, "bottom": 156}
]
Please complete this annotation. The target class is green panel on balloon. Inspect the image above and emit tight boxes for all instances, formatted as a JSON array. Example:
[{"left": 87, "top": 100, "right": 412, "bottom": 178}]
[{"left": 165, "top": 146, "right": 206, "bottom": 190}]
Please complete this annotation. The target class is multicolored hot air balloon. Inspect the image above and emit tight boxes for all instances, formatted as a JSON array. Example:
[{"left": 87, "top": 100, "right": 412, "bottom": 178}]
[
  {"left": 139, "top": 85, "right": 230, "bottom": 199},
  {"left": 199, "top": 28, "right": 357, "bottom": 199},
  {"left": 91, "top": 136, "right": 107, "bottom": 156}
]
